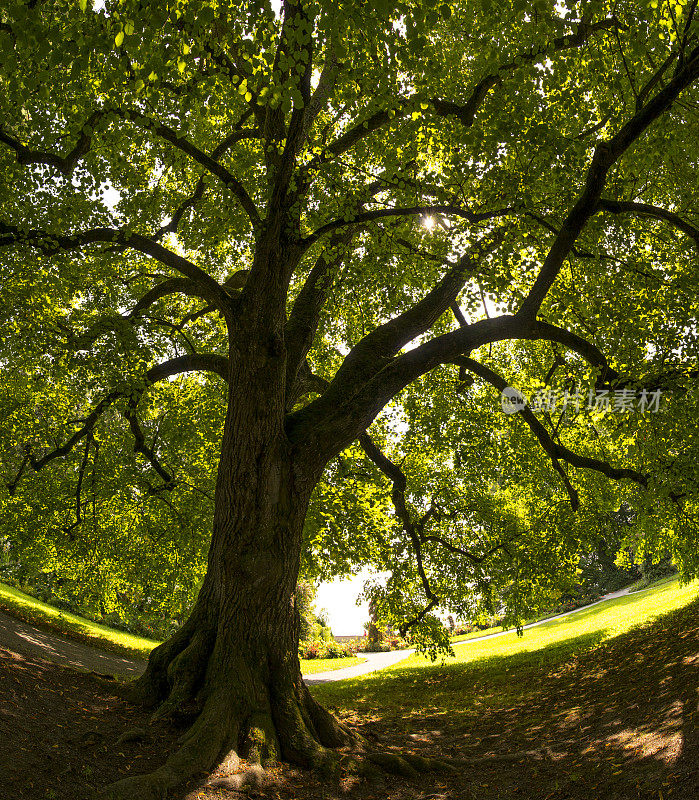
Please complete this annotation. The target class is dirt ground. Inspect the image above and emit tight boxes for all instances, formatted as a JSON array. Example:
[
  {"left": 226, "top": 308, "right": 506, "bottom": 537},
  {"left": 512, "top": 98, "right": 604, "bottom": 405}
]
[{"left": 0, "top": 601, "right": 697, "bottom": 800}]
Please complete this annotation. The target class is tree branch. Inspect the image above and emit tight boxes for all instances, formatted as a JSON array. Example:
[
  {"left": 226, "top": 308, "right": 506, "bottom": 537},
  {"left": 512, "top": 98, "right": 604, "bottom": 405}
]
[
  {"left": 0, "top": 108, "right": 260, "bottom": 227},
  {"left": 290, "top": 234, "right": 504, "bottom": 442},
  {"left": 305, "top": 16, "right": 619, "bottom": 170},
  {"left": 65, "top": 277, "right": 226, "bottom": 353},
  {"left": 111, "top": 108, "right": 260, "bottom": 228},
  {"left": 0, "top": 110, "right": 102, "bottom": 176},
  {"left": 288, "top": 314, "right": 527, "bottom": 453},
  {"left": 453, "top": 356, "right": 647, "bottom": 503},
  {"left": 0, "top": 224, "right": 227, "bottom": 306},
  {"left": 516, "top": 40, "right": 699, "bottom": 321},
  {"left": 358, "top": 432, "right": 440, "bottom": 632},
  {"left": 123, "top": 400, "right": 174, "bottom": 489},
  {"left": 303, "top": 203, "right": 512, "bottom": 251},
  {"left": 8, "top": 353, "right": 228, "bottom": 492},
  {"left": 598, "top": 198, "right": 699, "bottom": 246}
]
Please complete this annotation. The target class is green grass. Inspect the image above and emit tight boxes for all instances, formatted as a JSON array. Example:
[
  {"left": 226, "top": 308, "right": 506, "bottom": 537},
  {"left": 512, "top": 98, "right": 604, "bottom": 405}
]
[
  {"left": 441, "top": 576, "right": 698, "bottom": 665},
  {"left": 0, "top": 581, "right": 159, "bottom": 659},
  {"left": 300, "top": 656, "right": 366, "bottom": 674},
  {"left": 0, "top": 580, "right": 365, "bottom": 673},
  {"left": 4, "top": 576, "right": 695, "bottom": 687},
  {"left": 451, "top": 625, "right": 506, "bottom": 642},
  {"left": 627, "top": 572, "right": 678, "bottom": 592},
  {"left": 312, "top": 576, "right": 699, "bottom": 714},
  {"left": 448, "top": 576, "right": 679, "bottom": 644}
]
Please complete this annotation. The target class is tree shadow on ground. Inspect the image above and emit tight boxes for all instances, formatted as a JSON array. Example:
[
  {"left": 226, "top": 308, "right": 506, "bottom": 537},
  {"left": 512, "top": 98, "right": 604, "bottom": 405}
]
[{"left": 0, "top": 600, "right": 696, "bottom": 800}]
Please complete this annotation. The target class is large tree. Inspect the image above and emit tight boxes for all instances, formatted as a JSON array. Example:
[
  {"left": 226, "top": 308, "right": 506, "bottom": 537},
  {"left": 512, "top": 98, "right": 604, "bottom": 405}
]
[{"left": 2, "top": 0, "right": 699, "bottom": 796}]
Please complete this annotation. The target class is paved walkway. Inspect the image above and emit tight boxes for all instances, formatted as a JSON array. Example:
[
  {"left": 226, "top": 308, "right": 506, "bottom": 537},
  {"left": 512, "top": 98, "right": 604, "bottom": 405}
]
[
  {"left": 304, "top": 647, "right": 415, "bottom": 684},
  {"left": 306, "top": 587, "right": 634, "bottom": 682},
  {"left": 0, "top": 587, "right": 633, "bottom": 682}
]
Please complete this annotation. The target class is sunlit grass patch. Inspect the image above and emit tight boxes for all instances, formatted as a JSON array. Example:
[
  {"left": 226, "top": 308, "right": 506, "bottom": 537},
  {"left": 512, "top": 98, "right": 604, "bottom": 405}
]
[
  {"left": 0, "top": 581, "right": 157, "bottom": 659},
  {"left": 301, "top": 656, "right": 366, "bottom": 674},
  {"left": 312, "top": 577, "right": 699, "bottom": 722}
]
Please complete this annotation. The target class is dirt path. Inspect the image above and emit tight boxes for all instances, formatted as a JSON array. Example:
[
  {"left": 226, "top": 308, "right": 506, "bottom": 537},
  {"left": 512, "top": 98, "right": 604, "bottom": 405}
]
[
  {"left": 0, "top": 611, "right": 145, "bottom": 676},
  {"left": 0, "top": 610, "right": 416, "bottom": 682}
]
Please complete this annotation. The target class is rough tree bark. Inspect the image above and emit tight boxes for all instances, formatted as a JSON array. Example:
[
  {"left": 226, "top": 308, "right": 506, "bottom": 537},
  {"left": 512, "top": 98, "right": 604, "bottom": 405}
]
[{"left": 105, "top": 317, "right": 354, "bottom": 799}]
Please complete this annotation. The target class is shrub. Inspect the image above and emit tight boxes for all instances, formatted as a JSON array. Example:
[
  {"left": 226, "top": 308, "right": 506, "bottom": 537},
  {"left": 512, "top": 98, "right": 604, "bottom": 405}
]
[
  {"left": 355, "top": 633, "right": 408, "bottom": 652},
  {"left": 298, "top": 639, "right": 355, "bottom": 659}
]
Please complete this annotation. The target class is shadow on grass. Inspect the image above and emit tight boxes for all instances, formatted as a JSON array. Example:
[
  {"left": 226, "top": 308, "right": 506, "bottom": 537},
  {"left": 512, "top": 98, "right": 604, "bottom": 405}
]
[
  {"left": 313, "top": 600, "right": 699, "bottom": 800},
  {"left": 313, "top": 626, "right": 609, "bottom": 721}
]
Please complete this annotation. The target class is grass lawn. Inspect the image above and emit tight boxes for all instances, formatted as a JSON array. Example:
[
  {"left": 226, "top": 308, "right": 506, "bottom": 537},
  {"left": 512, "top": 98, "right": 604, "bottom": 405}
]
[
  {"left": 0, "top": 580, "right": 159, "bottom": 659},
  {"left": 300, "top": 656, "right": 366, "bottom": 674},
  {"left": 2, "top": 575, "right": 698, "bottom": 800},
  {"left": 313, "top": 575, "right": 699, "bottom": 714},
  {"left": 448, "top": 576, "right": 680, "bottom": 644},
  {"left": 451, "top": 625, "right": 506, "bottom": 642},
  {"left": 307, "top": 576, "right": 699, "bottom": 800},
  {"left": 0, "top": 580, "right": 364, "bottom": 673}
]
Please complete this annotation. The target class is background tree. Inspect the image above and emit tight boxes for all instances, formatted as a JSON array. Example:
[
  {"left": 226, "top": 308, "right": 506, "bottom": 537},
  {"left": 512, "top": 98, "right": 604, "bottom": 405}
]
[{"left": 1, "top": 0, "right": 699, "bottom": 796}]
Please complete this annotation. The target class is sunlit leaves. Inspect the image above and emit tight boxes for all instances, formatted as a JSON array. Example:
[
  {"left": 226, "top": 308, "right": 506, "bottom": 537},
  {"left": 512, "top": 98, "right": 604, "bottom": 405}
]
[{"left": 1, "top": 0, "right": 699, "bottom": 645}]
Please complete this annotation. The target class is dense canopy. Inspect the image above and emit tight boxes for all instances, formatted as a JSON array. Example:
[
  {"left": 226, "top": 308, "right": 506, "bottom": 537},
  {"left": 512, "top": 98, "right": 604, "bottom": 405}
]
[{"left": 1, "top": 0, "right": 699, "bottom": 794}]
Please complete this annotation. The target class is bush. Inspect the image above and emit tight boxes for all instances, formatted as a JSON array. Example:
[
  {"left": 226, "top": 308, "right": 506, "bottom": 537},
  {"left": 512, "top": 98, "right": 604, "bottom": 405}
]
[
  {"left": 355, "top": 633, "right": 408, "bottom": 652},
  {"left": 638, "top": 556, "right": 677, "bottom": 588},
  {"left": 453, "top": 623, "right": 475, "bottom": 636},
  {"left": 298, "top": 639, "right": 355, "bottom": 659}
]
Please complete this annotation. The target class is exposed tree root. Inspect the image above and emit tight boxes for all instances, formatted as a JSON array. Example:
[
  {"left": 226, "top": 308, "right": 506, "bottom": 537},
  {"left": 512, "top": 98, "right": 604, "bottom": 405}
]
[
  {"left": 101, "top": 629, "right": 361, "bottom": 799},
  {"left": 364, "top": 750, "right": 461, "bottom": 777},
  {"left": 206, "top": 763, "right": 267, "bottom": 792}
]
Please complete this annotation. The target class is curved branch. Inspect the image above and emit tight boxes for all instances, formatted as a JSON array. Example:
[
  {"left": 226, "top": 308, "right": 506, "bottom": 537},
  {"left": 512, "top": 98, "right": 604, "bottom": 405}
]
[
  {"left": 67, "top": 278, "right": 225, "bottom": 352},
  {"left": 0, "top": 108, "right": 260, "bottom": 227},
  {"left": 598, "top": 198, "right": 699, "bottom": 246},
  {"left": 516, "top": 40, "right": 699, "bottom": 321},
  {"left": 454, "top": 356, "right": 647, "bottom": 504},
  {"left": 305, "top": 16, "right": 619, "bottom": 170},
  {"left": 358, "top": 432, "right": 439, "bottom": 632},
  {"left": 529, "top": 321, "right": 621, "bottom": 386},
  {"left": 154, "top": 177, "right": 207, "bottom": 241},
  {"left": 123, "top": 399, "right": 174, "bottom": 489},
  {"left": 527, "top": 321, "right": 699, "bottom": 393},
  {"left": 303, "top": 203, "right": 512, "bottom": 250},
  {"left": 23, "top": 391, "right": 122, "bottom": 473},
  {"left": 358, "top": 430, "right": 520, "bottom": 632},
  {"left": 0, "top": 110, "right": 102, "bottom": 175},
  {"left": 145, "top": 353, "right": 229, "bottom": 384},
  {"left": 130, "top": 278, "right": 219, "bottom": 317},
  {"left": 9, "top": 353, "right": 229, "bottom": 491},
  {"left": 111, "top": 109, "right": 260, "bottom": 228},
  {"left": 289, "top": 237, "right": 506, "bottom": 445},
  {"left": 287, "top": 314, "right": 526, "bottom": 452},
  {"left": 0, "top": 224, "right": 226, "bottom": 306}
]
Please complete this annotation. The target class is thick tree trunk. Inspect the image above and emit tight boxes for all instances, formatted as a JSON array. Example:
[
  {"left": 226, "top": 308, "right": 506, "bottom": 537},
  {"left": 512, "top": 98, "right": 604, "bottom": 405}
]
[{"left": 103, "top": 334, "right": 352, "bottom": 799}]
